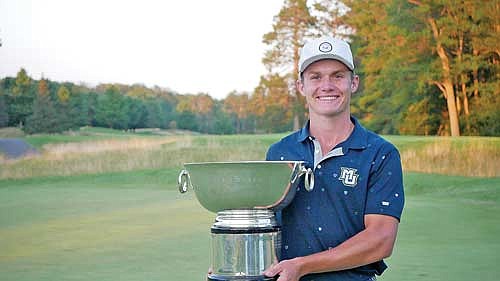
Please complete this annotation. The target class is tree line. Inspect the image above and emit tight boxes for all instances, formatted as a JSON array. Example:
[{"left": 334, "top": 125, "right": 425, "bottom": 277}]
[
  {"left": 1, "top": 0, "right": 498, "bottom": 136},
  {"left": 0, "top": 69, "right": 294, "bottom": 134}
]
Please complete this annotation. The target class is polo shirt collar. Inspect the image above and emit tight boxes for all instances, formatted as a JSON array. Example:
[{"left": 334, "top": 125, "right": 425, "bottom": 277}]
[
  {"left": 344, "top": 116, "right": 368, "bottom": 150},
  {"left": 296, "top": 121, "right": 311, "bottom": 143},
  {"left": 296, "top": 116, "right": 368, "bottom": 150}
]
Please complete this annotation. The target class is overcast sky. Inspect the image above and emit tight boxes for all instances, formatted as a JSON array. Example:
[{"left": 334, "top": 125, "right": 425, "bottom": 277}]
[{"left": 0, "top": 0, "right": 283, "bottom": 99}]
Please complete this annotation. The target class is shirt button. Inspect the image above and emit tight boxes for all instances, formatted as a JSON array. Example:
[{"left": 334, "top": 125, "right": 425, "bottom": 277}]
[
  {"left": 317, "top": 164, "right": 322, "bottom": 169},
  {"left": 318, "top": 227, "right": 322, "bottom": 231}
]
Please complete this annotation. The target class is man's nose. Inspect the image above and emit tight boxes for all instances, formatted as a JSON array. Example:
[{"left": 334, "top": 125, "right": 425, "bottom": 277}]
[{"left": 319, "top": 77, "right": 336, "bottom": 91}]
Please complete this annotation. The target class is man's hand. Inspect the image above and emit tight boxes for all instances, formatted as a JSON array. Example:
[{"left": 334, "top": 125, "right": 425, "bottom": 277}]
[{"left": 263, "top": 258, "right": 305, "bottom": 281}]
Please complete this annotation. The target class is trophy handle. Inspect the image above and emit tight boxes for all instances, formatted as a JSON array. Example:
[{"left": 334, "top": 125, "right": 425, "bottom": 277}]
[
  {"left": 303, "top": 167, "right": 314, "bottom": 192},
  {"left": 290, "top": 163, "right": 314, "bottom": 192},
  {"left": 178, "top": 169, "right": 191, "bottom": 193}
]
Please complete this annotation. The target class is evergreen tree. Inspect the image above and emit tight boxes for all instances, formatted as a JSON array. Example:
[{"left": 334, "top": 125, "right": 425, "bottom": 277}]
[
  {"left": 70, "top": 91, "right": 92, "bottom": 127},
  {"left": 94, "top": 86, "right": 129, "bottom": 129},
  {"left": 144, "top": 98, "right": 164, "bottom": 128},
  {"left": 213, "top": 101, "right": 235, "bottom": 134},
  {"left": 0, "top": 91, "right": 8, "bottom": 127},
  {"left": 24, "top": 79, "right": 59, "bottom": 134},
  {"left": 127, "top": 97, "right": 146, "bottom": 130},
  {"left": 159, "top": 99, "right": 175, "bottom": 129},
  {"left": 55, "top": 85, "right": 77, "bottom": 131}
]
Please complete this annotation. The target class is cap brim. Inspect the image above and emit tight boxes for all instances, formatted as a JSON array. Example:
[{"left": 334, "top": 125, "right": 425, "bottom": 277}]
[{"left": 300, "top": 54, "right": 354, "bottom": 73}]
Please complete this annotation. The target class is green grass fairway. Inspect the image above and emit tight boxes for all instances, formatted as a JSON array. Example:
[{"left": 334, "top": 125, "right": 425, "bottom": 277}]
[
  {"left": 1, "top": 170, "right": 499, "bottom": 281},
  {"left": 381, "top": 173, "right": 500, "bottom": 281}
]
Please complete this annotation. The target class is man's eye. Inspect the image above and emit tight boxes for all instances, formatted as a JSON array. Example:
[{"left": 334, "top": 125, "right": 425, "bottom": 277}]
[
  {"left": 335, "top": 73, "right": 345, "bottom": 79},
  {"left": 311, "top": 75, "right": 320, "bottom": 80}
]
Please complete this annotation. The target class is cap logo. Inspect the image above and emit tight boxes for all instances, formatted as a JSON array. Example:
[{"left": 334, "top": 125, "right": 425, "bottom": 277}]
[{"left": 318, "top": 42, "right": 333, "bottom": 53}]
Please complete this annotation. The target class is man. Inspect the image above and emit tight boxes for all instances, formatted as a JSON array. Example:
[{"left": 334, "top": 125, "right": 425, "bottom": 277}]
[{"left": 264, "top": 36, "right": 405, "bottom": 281}]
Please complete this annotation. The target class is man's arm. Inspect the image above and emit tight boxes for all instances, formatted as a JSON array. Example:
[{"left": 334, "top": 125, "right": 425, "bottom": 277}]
[{"left": 263, "top": 214, "right": 399, "bottom": 281}]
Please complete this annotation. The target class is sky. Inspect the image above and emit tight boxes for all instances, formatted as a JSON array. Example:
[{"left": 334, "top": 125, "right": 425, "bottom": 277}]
[{"left": 0, "top": 0, "right": 284, "bottom": 99}]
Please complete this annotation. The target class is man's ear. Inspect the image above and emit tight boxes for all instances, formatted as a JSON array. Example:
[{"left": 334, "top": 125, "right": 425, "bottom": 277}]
[
  {"left": 296, "top": 79, "right": 305, "bottom": 97},
  {"left": 351, "top": 75, "right": 360, "bottom": 93}
]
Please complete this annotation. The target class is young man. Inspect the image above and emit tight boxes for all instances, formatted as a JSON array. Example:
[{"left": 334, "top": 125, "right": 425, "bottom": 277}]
[{"left": 264, "top": 36, "right": 405, "bottom": 281}]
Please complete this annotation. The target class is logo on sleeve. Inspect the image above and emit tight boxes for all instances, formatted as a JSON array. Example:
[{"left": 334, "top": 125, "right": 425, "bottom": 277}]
[{"left": 339, "top": 167, "right": 359, "bottom": 187}]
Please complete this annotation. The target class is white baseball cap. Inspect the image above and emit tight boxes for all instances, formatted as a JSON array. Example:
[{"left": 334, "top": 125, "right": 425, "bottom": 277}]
[{"left": 298, "top": 36, "right": 355, "bottom": 74}]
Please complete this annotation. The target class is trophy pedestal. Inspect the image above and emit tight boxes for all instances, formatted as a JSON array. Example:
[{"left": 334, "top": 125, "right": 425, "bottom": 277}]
[{"left": 208, "top": 210, "right": 280, "bottom": 281}]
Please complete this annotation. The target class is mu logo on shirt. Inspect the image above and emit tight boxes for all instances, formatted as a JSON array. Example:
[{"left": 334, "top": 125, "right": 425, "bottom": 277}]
[{"left": 339, "top": 167, "right": 359, "bottom": 187}]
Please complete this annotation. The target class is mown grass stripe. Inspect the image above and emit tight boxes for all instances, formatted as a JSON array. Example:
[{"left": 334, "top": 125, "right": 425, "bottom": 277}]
[{"left": 0, "top": 196, "right": 212, "bottom": 263}]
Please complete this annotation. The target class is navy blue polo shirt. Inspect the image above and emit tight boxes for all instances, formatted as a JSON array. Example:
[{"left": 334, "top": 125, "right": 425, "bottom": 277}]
[{"left": 266, "top": 117, "right": 404, "bottom": 281}]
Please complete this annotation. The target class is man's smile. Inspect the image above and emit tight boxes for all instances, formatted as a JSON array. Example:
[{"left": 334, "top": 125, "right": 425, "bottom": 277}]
[{"left": 315, "top": 94, "right": 340, "bottom": 101}]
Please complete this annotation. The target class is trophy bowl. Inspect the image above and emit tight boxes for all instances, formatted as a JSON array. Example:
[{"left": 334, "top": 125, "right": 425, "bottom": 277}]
[
  {"left": 178, "top": 161, "right": 314, "bottom": 281},
  {"left": 178, "top": 161, "right": 314, "bottom": 213}
]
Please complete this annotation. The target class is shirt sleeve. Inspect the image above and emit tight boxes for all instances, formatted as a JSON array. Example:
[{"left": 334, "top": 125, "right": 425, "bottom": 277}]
[
  {"left": 266, "top": 142, "right": 279, "bottom": 161},
  {"left": 365, "top": 143, "right": 405, "bottom": 221}
]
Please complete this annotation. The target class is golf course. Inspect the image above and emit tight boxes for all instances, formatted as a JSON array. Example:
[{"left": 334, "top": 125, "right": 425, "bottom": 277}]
[{"left": 0, "top": 128, "right": 499, "bottom": 281}]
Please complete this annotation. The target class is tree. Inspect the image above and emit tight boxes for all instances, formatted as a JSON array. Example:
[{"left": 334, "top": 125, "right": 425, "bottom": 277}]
[
  {"left": 144, "top": 98, "right": 164, "bottom": 128},
  {"left": 159, "top": 98, "right": 175, "bottom": 129},
  {"left": 7, "top": 68, "right": 35, "bottom": 127},
  {"left": 176, "top": 111, "right": 198, "bottom": 132},
  {"left": 24, "top": 79, "right": 59, "bottom": 134},
  {"left": 55, "top": 85, "right": 78, "bottom": 131},
  {"left": 311, "top": 0, "right": 352, "bottom": 38},
  {"left": 69, "top": 90, "right": 93, "bottom": 128},
  {"left": 12, "top": 68, "right": 31, "bottom": 96},
  {"left": 94, "top": 86, "right": 129, "bottom": 129},
  {"left": 250, "top": 74, "right": 294, "bottom": 133},
  {"left": 0, "top": 90, "right": 8, "bottom": 127},
  {"left": 175, "top": 94, "right": 215, "bottom": 133},
  {"left": 399, "top": 96, "right": 443, "bottom": 135},
  {"left": 223, "top": 91, "right": 250, "bottom": 133},
  {"left": 262, "top": 0, "right": 317, "bottom": 129},
  {"left": 193, "top": 94, "right": 215, "bottom": 133},
  {"left": 57, "top": 85, "right": 70, "bottom": 103},
  {"left": 127, "top": 97, "right": 146, "bottom": 130}
]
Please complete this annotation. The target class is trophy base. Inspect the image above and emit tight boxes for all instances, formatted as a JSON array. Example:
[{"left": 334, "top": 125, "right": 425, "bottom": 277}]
[{"left": 207, "top": 275, "right": 277, "bottom": 281}]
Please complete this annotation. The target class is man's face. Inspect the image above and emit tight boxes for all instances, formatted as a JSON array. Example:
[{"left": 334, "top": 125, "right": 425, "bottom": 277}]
[{"left": 297, "top": 59, "right": 359, "bottom": 119}]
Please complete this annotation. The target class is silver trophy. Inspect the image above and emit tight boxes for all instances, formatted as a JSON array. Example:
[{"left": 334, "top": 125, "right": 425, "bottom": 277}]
[{"left": 178, "top": 161, "right": 314, "bottom": 281}]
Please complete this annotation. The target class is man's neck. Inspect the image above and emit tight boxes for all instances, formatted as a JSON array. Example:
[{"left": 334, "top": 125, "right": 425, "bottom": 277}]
[{"left": 309, "top": 114, "right": 354, "bottom": 155}]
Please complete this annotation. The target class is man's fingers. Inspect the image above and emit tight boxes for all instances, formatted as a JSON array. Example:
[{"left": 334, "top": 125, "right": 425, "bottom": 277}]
[{"left": 263, "top": 263, "right": 280, "bottom": 277}]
